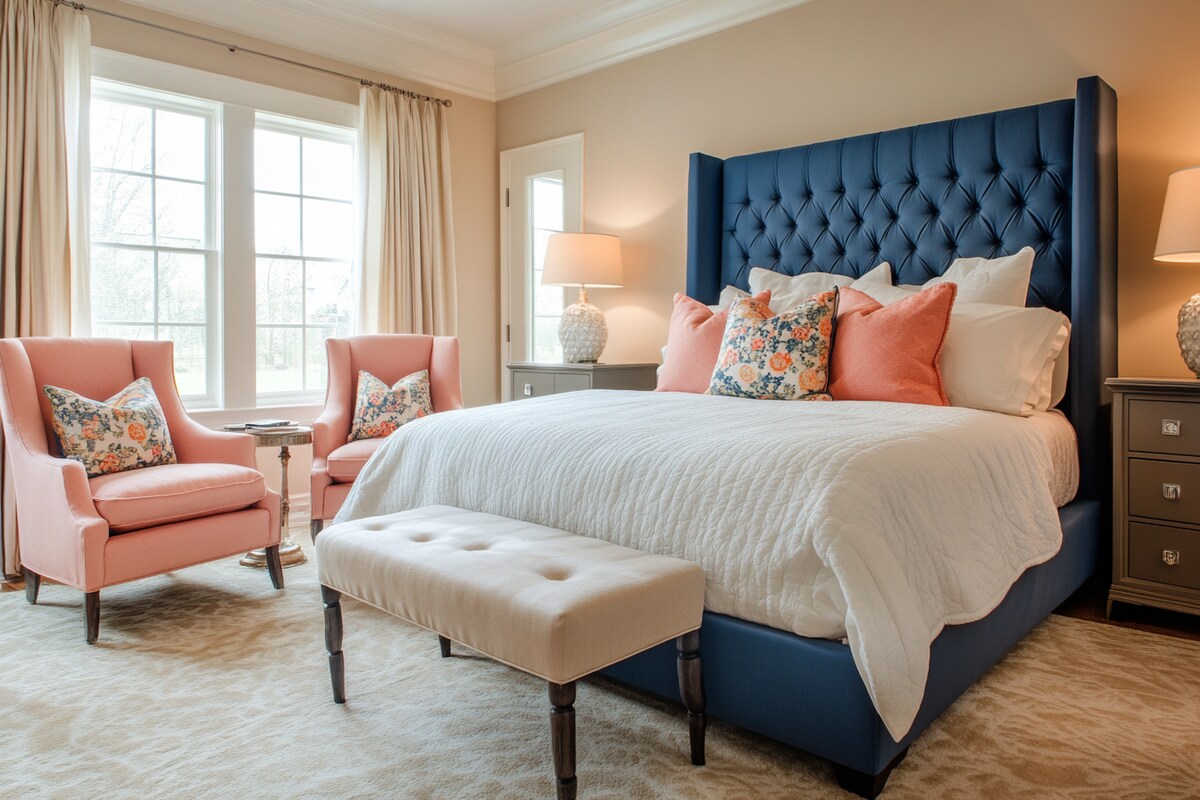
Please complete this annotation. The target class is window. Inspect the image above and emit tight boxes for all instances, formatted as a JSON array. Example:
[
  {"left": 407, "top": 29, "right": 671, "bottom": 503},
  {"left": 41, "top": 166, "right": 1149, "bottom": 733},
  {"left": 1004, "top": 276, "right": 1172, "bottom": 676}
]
[
  {"left": 90, "top": 87, "right": 217, "bottom": 397},
  {"left": 88, "top": 75, "right": 356, "bottom": 411},
  {"left": 254, "top": 118, "right": 355, "bottom": 398},
  {"left": 530, "top": 174, "right": 564, "bottom": 363}
]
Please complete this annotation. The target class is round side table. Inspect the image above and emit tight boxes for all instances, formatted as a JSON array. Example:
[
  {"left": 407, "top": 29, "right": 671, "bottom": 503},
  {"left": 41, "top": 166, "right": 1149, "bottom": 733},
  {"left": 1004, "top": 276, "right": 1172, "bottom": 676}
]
[{"left": 239, "top": 425, "right": 313, "bottom": 569}]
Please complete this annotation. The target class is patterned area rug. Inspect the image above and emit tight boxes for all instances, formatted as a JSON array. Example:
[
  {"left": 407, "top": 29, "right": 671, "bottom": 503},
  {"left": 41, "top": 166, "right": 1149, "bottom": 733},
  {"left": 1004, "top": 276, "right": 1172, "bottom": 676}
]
[{"left": 2, "top": 557, "right": 1198, "bottom": 799}]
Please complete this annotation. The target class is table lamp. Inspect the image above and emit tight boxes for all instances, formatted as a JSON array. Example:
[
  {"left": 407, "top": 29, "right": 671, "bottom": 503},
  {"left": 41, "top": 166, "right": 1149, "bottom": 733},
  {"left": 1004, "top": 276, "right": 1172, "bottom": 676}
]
[
  {"left": 1155, "top": 166, "right": 1200, "bottom": 376},
  {"left": 541, "top": 232, "right": 623, "bottom": 363}
]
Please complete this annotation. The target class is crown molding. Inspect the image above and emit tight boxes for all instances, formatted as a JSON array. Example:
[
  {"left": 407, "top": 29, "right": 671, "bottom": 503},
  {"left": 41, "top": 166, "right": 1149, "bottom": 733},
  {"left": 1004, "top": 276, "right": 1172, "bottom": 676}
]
[
  {"left": 116, "top": 0, "right": 498, "bottom": 100},
  {"left": 112, "top": 0, "right": 813, "bottom": 103},
  {"left": 495, "top": 0, "right": 812, "bottom": 99}
]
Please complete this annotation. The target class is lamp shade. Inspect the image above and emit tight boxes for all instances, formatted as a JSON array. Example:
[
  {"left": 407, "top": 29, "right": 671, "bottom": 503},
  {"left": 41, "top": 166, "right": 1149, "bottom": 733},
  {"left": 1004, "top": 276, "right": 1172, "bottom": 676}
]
[
  {"left": 1155, "top": 166, "right": 1200, "bottom": 262},
  {"left": 542, "top": 233, "right": 623, "bottom": 288}
]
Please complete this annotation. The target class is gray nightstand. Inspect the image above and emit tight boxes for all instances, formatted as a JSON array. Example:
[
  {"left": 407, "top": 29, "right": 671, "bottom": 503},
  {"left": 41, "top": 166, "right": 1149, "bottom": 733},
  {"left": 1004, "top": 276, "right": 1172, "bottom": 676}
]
[
  {"left": 507, "top": 362, "right": 658, "bottom": 400},
  {"left": 1107, "top": 377, "right": 1200, "bottom": 618}
]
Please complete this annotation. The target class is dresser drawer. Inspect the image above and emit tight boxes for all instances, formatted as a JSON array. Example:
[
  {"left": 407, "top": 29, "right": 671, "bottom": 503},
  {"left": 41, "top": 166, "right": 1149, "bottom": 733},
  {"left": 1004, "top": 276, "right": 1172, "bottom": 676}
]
[
  {"left": 554, "top": 373, "right": 592, "bottom": 393},
  {"left": 511, "top": 371, "right": 555, "bottom": 399},
  {"left": 1128, "top": 522, "right": 1200, "bottom": 590},
  {"left": 1129, "top": 459, "right": 1200, "bottom": 524},
  {"left": 1128, "top": 399, "right": 1200, "bottom": 455}
]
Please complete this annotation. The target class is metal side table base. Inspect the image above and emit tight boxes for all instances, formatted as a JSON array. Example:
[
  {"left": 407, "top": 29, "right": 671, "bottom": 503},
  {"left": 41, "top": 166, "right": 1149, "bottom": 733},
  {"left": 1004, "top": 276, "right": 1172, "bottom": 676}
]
[
  {"left": 240, "top": 540, "right": 307, "bottom": 568},
  {"left": 237, "top": 426, "right": 313, "bottom": 570}
]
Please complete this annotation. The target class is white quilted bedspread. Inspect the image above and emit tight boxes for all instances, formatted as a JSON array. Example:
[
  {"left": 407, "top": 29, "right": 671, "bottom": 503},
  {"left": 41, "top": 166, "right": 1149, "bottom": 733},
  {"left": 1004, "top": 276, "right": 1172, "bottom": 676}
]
[{"left": 336, "top": 390, "right": 1073, "bottom": 740}]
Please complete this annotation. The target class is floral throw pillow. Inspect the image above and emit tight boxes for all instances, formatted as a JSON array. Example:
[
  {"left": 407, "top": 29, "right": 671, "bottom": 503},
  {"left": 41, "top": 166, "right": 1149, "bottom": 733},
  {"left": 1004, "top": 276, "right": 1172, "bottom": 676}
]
[
  {"left": 44, "top": 377, "right": 177, "bottom": 477},
  {"left": 708, "top": 289, "right": 839, "bottom": 400},
  {"left": 348, "top": 369, "right": 433, "bottom": 442}
]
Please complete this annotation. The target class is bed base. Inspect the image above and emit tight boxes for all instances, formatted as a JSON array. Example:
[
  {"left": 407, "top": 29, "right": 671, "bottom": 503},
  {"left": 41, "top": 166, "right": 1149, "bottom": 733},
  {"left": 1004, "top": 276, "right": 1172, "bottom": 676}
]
[{"left": 602, "top": 501, "right": 1099, "bottom": 796}]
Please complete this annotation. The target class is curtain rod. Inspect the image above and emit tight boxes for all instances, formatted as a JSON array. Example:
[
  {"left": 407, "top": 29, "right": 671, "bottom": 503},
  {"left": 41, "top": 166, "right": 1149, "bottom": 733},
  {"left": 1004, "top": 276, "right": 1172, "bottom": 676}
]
[{"left": 52, "top": 0, "right": 453, "bottom": 107}]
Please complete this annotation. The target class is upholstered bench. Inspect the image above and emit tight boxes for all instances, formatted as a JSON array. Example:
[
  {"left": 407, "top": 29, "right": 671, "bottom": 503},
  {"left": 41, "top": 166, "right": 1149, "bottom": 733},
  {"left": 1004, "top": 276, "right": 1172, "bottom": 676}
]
[{"left": 316, "top": 504, "right": 707, "bottom": 800}]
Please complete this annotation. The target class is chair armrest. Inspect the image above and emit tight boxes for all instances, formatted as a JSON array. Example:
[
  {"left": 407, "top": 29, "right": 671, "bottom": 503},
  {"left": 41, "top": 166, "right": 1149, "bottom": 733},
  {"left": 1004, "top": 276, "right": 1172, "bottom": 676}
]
[
  {"left": 170, "top": 417, "right": 257, "bottom": 469},
  {"left": 11, "top": 450, "right": 108, "bottom": 590}
]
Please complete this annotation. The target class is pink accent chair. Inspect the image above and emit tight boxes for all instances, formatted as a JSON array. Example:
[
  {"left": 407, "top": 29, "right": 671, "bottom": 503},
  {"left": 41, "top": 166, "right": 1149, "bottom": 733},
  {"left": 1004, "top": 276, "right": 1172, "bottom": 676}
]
[
  {"left": 310, "top": 335, "right": 463, "bottom": 538},
  {"left": 0, "top": 338, "right": 282, "bottom": 643}
]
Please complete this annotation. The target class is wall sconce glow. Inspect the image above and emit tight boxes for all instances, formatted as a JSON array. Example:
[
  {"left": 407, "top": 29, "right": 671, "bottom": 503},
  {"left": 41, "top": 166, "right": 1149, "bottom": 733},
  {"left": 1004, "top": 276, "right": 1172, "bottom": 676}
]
[
  {"left": 541, "top": 233, "right": 623, "bottom": 363},
  {"left": 1155, "top": 166, "right": 1200, "bottom": 376}
]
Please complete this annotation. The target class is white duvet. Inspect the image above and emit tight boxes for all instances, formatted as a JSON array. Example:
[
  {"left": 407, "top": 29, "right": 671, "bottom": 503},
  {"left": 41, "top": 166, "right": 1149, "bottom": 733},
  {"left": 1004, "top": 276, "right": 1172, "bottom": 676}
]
[{"left": 337, "top": 390, "right": 1074, "bottom": 741}]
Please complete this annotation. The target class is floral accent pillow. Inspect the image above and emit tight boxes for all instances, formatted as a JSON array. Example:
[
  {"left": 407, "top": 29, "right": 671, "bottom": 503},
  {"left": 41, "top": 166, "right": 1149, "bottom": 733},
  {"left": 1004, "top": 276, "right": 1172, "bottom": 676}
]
[
  {"left": 348, "top": 369, "right": 433, "bottom": 442},
  {"left": 708, "top": 289, "right": 839, "bottom": 400},
  {"left": 44, "top": 377, "right": 177, "bottom": 477}
]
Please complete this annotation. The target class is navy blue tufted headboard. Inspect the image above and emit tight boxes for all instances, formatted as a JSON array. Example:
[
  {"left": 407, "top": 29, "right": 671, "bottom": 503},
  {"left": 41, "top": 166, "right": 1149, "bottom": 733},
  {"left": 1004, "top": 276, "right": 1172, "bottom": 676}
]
[{"left": 686, "top": 77, "right": 1116, "bottom": 502}]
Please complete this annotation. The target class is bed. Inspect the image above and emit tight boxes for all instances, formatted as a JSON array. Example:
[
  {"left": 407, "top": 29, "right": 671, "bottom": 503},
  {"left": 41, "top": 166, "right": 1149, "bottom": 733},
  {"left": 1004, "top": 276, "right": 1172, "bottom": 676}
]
[{"left": 338, "top": 76, "right": 1117, "bottom": 796}]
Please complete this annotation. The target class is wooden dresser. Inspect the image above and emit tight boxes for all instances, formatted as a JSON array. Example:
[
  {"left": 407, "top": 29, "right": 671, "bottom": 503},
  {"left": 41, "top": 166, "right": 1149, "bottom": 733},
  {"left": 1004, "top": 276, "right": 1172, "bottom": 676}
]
[
  {"left": 1107, "top": 377, "right": 1200, "bottom": 617},
  {"left": 507, "top": 362, "right": 658, "bottom": 401}
]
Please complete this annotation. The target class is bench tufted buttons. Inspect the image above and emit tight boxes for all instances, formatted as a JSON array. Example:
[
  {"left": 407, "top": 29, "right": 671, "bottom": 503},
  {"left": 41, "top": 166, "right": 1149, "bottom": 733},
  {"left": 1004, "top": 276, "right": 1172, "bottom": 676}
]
[
  {"left": 409, "top": 533, "right": 434, "bottom": 542},
  {"left": 462, "top": 542, "right": 490, "bottom": 551},
  {"left": 538, "top": 568, "right": 571, "bottom": 581}
]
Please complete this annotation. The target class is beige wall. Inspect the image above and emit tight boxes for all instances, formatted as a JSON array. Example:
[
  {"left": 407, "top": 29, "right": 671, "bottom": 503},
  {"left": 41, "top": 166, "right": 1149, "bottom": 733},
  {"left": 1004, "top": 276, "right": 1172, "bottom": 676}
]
[
  {"left": 87, "top": 0, "right": 501, "bottom": 408},
  {"left": 497, "top": 0, "right": 1200, "bottom": 380}
]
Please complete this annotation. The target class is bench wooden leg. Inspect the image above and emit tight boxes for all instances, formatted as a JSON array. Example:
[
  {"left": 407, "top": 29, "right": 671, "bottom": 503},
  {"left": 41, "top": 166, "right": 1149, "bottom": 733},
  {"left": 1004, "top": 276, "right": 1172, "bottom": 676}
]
[
  {"left": 321, "top": 584, "right": 346, "bottom": 703},
  {"left": 677, "top": 630, "right": 706, "bottom": 766},
  {"left": 438, "top": 635, "right": 452, "bottom": 658},
  {"left": 548, "top": 681, "right": 577, "bottom": 800}
]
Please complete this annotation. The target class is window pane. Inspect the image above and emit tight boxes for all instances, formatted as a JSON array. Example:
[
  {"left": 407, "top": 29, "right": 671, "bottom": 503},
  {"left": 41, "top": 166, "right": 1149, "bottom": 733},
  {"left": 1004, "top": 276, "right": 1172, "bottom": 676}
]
[
  {"left": 302, "top": 138, "right": 354, "bottom": 200},
  {"left": 92, "top": 172, "right": 152, "bottom": 244},
  {"left": 91, "top": 100, "right": 151, "bottom": 173},
  {"left": 302, "top": 199, "right": 352, "bottom": 259},
  {"left": 255, "top": 129, "right": 299, "bottom": 194},
  {"left": 305, "top": 327, "right": 333, "bottom": 391},
  {"left": 306, "top": 260, "right": 352, "bottom": 331},
  {"left": 155, "top": 110, "right": 205, "bottom": 181},
  {"left": 256, "top": 258, "right": 303, "bottom": 324},
  {"left": 91, "top": 247, "right": 153, "bottom": 323},
  {"left": 533, "top": 317, "right": 561, "bottom": 363},
  {"left": 94, "top": 323, "right": 154, "bottom": 340},
  {"left": 156, "top": 178, "right": 206, "bottom": 248},
  {"left": 158, "top": 252, "right": 206, "bottom": 323},
  {"left": 256, "top": 326, "right": 302, "bottom": 393},
  {"left": 255, "top": 193, "right": 301, "bottom": 256},
  {"left": 159, "top": 325, "right": 207, "bottom": 396},
  {"left": 532, "top": 176, "right": 563, "bottom": 232}
]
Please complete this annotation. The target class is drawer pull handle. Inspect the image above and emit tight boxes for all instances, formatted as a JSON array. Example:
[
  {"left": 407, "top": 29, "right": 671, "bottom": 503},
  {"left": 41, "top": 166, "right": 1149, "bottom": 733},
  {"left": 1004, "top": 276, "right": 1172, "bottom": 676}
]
[
  {"left": 1162, "top": 549, "right": 1182, "bottom": 567},
  {"left": 1162, "top": 483, "right": 1182, "bottom": 501},
  {"left": 1162, "top": 419, "right": 1182, "bottom": 436},
  {"left": 524, "top": 383, "right": 533, "bottom": 397}
]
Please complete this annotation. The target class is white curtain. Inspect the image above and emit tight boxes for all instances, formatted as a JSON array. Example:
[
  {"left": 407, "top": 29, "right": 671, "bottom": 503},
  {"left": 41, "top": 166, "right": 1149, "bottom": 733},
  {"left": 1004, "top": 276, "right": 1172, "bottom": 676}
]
[
  {"left": 0, "top": 0, "right": 91, "bottom": 578},
  {"left": 356, "top": 86, "right": 457, "bottom": 336}
]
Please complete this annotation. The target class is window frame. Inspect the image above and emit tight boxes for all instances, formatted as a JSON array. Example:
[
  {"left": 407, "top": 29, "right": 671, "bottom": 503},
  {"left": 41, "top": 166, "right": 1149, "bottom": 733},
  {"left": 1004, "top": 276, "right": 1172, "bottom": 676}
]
[
  {"left": 89, "top": 80, "right": 222, "bottom": 406},
  {"left": 91, "top": 49, "right": 358, "bottom": 426}
]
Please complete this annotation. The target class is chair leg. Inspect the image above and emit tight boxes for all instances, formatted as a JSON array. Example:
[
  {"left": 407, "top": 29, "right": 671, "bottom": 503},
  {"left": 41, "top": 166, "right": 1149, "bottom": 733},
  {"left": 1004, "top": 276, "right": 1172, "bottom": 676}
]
[
  {"left": 310, "top": 518, "right": 325, "bottom": 541},
  {"left": 85, "top": 591, "right": 100, "bottom": 645},
  {"left": 23, "top": 568, "right": 40, "bottom": 605},
  {"left": 438, "top": 635, "right": 452, "bottom": 658},
  {"left": 549, "top": 681, "right": 577, "bottom": 800},
  {"left": 677, "top": 630, "right": 706, "bottom": 766},
  {"left": 321, "top": 584, "right": 346, "bottom": 703},
  {"left": 264, "top": 544, "right": 284, "bottom": 590}
]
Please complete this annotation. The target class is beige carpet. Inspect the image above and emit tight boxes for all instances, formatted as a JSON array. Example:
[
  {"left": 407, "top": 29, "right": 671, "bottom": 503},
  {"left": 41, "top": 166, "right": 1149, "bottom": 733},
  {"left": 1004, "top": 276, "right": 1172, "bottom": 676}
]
[{"left": 3, "top": 558, "right": 1198, "bottom": 800}]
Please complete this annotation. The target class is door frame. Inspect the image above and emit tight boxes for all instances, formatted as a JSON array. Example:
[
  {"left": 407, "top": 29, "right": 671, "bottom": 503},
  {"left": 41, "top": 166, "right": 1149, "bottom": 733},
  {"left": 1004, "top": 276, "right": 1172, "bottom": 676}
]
[{"left": 499, "top": 133, "right": 584, "bottom": 401}]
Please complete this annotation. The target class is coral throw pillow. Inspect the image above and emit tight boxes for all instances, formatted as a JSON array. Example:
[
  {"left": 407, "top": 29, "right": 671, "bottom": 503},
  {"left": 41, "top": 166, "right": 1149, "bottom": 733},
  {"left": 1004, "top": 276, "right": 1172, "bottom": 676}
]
[
  {"left": 708, "top": 290, "right": 839, "bottom": 400},
  {"left": 829, "top": 284, "right": 957, "bottom": 404},
  {"left": 657, "top": 290, "right": 772, "bottom": 393},
  {"left": 348, "top": 369, "right": 433, "bottom": 442},
  {"left": 44, "top": 377, "right": 177, "bottom": 477}
]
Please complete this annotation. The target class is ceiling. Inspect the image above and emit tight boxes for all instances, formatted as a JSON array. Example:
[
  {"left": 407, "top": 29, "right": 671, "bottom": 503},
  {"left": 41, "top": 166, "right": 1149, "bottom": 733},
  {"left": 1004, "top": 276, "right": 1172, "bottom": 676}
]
[{"left": 118, "top": 0, "right": 813, "bottom": 101}]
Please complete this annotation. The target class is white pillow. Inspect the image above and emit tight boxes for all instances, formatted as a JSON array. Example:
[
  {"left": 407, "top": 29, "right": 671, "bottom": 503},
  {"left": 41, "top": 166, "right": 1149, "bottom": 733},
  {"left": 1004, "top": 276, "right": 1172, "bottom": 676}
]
[
  {"left": 748, "top": 262, "right": 891, "bottom": 310},
  {"left": 940, "top": 302, "right": 1070, "bottom": 416},
  {"left": 706, "top": 284, "right": 751, "bottom": 312},
  {"left": 858, "top": 248, "right": 1035, "bottom": 307}
]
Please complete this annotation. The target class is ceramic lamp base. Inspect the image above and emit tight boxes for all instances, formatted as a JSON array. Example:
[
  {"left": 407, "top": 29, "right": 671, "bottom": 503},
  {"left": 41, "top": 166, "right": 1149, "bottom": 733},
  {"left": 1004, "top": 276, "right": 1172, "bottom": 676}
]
[
  {"left": 1179, "top": 293, "right": 1200, "bottom": 378},
  {"left": 559, "top": 301, "right": 608, "bottom": 363}
]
